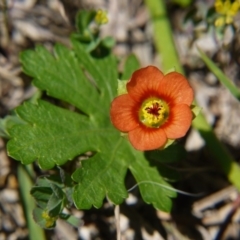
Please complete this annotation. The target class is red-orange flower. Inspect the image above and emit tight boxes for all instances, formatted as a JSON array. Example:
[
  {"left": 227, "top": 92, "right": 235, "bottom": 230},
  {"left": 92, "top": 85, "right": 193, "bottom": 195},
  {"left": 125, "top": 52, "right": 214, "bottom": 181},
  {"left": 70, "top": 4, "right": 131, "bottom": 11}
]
[{"left": 110, "top": 66, "right": 194, "bottom": 151}]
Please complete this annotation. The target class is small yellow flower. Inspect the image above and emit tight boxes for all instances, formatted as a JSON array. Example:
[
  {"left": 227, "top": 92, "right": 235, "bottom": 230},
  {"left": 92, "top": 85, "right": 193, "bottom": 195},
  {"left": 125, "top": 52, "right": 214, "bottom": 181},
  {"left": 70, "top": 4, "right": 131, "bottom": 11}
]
[
  {"left": 214, "top": 0, "right": 240, "bottom": 26},
  {"left": 42, "top": 210, "right": 58, "bottom": 228},
  {"left": 94, "top": 10, "right": 108, "bottom": 25}
]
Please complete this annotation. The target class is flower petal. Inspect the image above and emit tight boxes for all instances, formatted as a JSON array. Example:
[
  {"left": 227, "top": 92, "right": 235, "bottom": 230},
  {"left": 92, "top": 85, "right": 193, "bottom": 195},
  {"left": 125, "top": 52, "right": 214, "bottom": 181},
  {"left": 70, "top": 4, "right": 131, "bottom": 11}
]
[
  {"left": 158, "top": 72, "right": 194, "bottom": 106},
  {"left": 128, "top": 126, "right": 167, "bottom": 151},
  {"left": 127, "top": 66, "right": 164, "bottom": 101},
  {"left": 110, "top": 94, "right": 139, "bottom": 132},
  {"left": 163, "top": 104, "right": 192, "bottom": 139}
]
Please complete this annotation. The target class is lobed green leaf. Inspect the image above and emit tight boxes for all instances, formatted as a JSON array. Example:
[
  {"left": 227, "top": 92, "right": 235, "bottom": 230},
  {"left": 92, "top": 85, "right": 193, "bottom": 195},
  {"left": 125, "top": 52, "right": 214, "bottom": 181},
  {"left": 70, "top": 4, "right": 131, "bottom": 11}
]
[
  {"left": 129, "top": 152, "right": 177, "bottom": 212},
  {"left": 72, "top": 138, "right": 133, "bottom": 209},
  {"left": 8, "top": 40, "right": 177, "bottom": 211}
]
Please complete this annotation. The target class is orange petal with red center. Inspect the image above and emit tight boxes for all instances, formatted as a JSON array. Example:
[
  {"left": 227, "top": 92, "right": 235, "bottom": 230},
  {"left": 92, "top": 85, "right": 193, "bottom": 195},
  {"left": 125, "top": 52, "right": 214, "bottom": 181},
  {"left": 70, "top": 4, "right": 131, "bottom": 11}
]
[
  {"left": 163, "top": 104, "right": 192, "bottom": 139},
  {"left": 158, "top": 72, "right": 194, "bottom": 106},
  {"left": 128, "top": 126, "right": 167, "bottom": 151},
  {"left": 110, "top": 94, "right": 139, "bottom": 132},
  {"left": 127, "top": 66, "right": 164, "bottom": 101}
]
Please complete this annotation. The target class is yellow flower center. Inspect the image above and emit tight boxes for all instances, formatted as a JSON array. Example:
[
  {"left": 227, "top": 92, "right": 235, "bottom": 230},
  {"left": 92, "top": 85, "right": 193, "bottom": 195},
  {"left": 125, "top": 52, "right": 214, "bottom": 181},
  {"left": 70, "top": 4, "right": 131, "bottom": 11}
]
[{"left": 139, "top": 97, "right": 169, "bottom": 128}]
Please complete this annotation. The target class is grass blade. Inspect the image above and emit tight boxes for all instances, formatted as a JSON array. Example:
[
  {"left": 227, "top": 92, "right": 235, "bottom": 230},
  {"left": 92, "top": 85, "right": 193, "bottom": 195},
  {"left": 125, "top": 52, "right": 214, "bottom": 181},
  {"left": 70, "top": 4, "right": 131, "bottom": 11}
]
[
  {"left": 18, "top": 165, "right": 46, "bottom": 240},
  {"left": 198, "top": 48, "right": 240, "bottom": 101}
]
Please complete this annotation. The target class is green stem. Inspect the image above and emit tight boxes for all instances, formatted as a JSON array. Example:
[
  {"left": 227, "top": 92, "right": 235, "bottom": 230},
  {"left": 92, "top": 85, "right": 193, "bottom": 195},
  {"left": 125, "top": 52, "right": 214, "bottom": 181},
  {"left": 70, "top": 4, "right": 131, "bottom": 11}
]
[
  {"left": 18, "top": 165, "right": 46, "bottom": 240},
  {"left": 145, "top": 0, "right": 183, "bottom": 73},
  {"left": 198, "top": 48, "right": 240, "bottom": 101},
  {"left": 0, "top": 0, "right": 10, "bottom": 47},
  {"left": 144, "top": 0, "right": 240, "bottom": 190}
]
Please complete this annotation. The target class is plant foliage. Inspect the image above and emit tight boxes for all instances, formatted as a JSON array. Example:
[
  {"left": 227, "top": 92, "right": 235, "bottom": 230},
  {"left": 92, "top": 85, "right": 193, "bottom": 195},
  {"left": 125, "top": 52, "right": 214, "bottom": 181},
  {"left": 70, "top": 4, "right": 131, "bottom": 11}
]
[{"left": 4, "top": 10, "right": 182, "bottom": 228}]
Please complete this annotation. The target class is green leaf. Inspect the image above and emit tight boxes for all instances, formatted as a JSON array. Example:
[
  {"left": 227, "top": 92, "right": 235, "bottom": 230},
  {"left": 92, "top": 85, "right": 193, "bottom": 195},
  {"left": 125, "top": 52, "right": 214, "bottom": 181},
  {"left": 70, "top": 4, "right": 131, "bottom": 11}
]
[
  {"left": 33, "top": 208, "right": 50, "bottom": 229},
  {"left": 121, "top": 54, "right": 140, "bottom": 80},
  {"left": 56, "top": 167, "right": 73, "bottom": 187},
  {"left": 49, "top": 182, "right": 64, "bottom": 199},
  {"left": 7, "top": 100, "right": 93, "bottom": 169},
  {"left": 171, "top": 0, "right": 192, "bottom": 7},
  {"left": 31, "top": 186, "right": 52, "bottom": 204},
  {"left": 72, "top": 138, "right": 131, "bottom": 209},
  {"left": 191, "top": 104, "right": 202, "bottom": 119},
  {"left": 161, "top": 138, "right": 175, "bottom": 149},
  {"left": 8, "top": 40, "right": 176, "bottom": 211},
  {"left": 116, "top": 54, "right": 140, "bottom": 95},
  {"left": 198, "top": 48, "right": 240, "bottom": 101},
  {"left": 46, "top": 183, "right": 65, "bottom": 216},
  {"left": 31, "top": 179, "right": 66, "bottom": 217},
  {"left": 33, "top": 208, "right": 57, "bottom": 229},
  {"left": 129, "top": 152, "right": 177, "bottom": 212},
  {"left": 47, "top": 193, "right": 64, "bottom": 217},
  {"left": 145, "top": 144, "right": 187, "bottom": 163},
  {"left": 117, "top": 80, "right": 128, "bottom": 95},
  {"left": 19, "top": 44, "right": 107, "bottom": 120},
  {"left": 0, "top": 115, "right": 26, "bottom": 138},
  {"left": 86, "top": 38, "right": 101, "bottom": 52},
  {"left": 35, "top": 176, "right": 61, "bottom": 188},
  {"left": 59, "top": 213, "right": 82, "bottom": 228},
  {"left": 75, "top": 10, "right": 96, "bottom": 37},
  {"left": 101, "top": 36, "right": 115, "bottom": 49},
  {"left": 72, "top": 39, "right": 118, "bottom": 105}
]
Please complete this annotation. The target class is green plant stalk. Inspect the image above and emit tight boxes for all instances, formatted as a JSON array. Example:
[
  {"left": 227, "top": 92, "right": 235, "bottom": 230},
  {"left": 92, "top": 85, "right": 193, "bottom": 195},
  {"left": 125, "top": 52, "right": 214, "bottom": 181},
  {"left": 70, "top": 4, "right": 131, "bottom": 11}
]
[
  {"left": 192, "top": 114, "right": 240, "bottom": 188},
  {"left": 145, "top": 0, "right": 183, "bottom": 73},
  {"left": 18, "top": 165, "right": 46, "bottom": 240},
  {"left": 144, "top": 0, "right": 240, "bottom": 190},
  {"left": 198, "top": 48, "right": 240, "bottom": 101},
  {"left": 0, "top": 0, "right": 10, "bottom": 48}
]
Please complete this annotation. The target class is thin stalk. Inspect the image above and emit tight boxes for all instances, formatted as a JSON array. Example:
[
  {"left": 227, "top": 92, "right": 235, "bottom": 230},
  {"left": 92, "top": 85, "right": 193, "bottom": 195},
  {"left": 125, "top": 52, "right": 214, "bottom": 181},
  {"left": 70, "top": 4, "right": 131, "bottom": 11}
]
[
  {"left": 18, "top": 165, "right": 46, "bottom": 240},
  {"left": 0, "top": 0, "right": 10, "bottom": 47},
  {"left": 114, "top": 205, "right": 121, "bottom": 240},
  {"left": 145, "top": 0, "right": 184, "bottom": 73},
  {"left": 198, "top": 48, "right": 240, "bottom": 101},
  {"left": 144, "top": 0, "right": 240, "bottom": 190}
]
